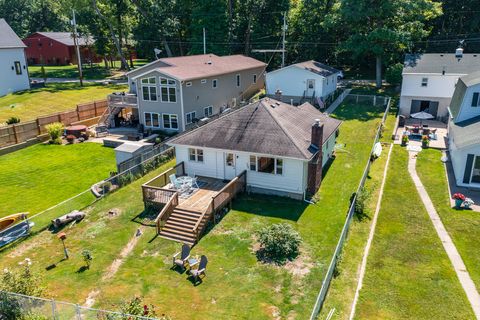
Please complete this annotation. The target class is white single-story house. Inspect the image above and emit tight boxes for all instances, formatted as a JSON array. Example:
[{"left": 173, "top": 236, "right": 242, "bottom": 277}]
[
  {"left": 266, "top": 60, "right": 340, "bottom": 104},
  {"left": 0, "top": 18, "right": 30, "bottom": 97},
  {"left": 167, "top": 97, "right": 342, "bottom": 199},
  {"left": 448, "top": 71, "right": 480, "bottom": 187},
  {"left": 400, "top": 52, "right": 480, "bottom": 122}
]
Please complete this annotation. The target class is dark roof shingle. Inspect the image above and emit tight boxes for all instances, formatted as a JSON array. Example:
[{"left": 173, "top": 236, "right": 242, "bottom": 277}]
[
  {"left": 168, "top": 98, "right": 341, "bottom": 160},
  {"left": 292, "top": 60, "right": 340, "bottom": 77},
  {"left": 33, "top": 32, "right": 93, "bottom": 46},
  {"left": 0, "top": 19, "right": 26, "bottom": 49},
  {"left": 450, "top": 115, "right": 480, "bottom": 149},
  {"left": 403, "top": 53, "right": 480, "bottom": 74}
]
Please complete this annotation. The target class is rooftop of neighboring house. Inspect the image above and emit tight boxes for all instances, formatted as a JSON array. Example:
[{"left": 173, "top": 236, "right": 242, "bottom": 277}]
[
  {"left": 449, "top": 70, "right": 480, "bottom": 120},
  {"left": 449, "top": 115, "right": 480, "bottom": 149},
  {"left": 0, "top": 18, "right": 26, "bottom": 49},
  {"left": 168, "top": 98, "right": 342, "bottom": 160},
  {"left": 403, "top": 53, "right": 480, "bottom": 75},
  {"left": 128, "top": 54, "right": 266, "bottom": 81},
  {"left": 284, "top": 60, "right": 340, "bottom": 77},
  {"left": 24, "top": 32, "right": 93, "bottom": 46}
]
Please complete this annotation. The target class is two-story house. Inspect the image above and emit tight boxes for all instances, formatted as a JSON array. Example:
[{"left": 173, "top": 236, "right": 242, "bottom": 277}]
[
  {"left": 448, "top": 71, "right": 480, "bottom": 187},
  {"left": 114, "top": 54, "right": 265, "bottom": 133},
  {"left": 400, "top": 52, "right": 480, "bottom": 122}
]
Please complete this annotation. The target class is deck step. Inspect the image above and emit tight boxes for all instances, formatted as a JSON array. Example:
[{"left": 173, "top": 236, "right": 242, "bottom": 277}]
[
  {"left": 162, "top": 227, "right": 196, "bottom": 238},
  {"left": 160, "top": 230, "right": 196, "bottom": 243},
  {"left": 170, "top": 213, "right": 199, "bottom": 222},
  {"left": 172, "top": 209, "right": 202, "bottom": 218},
  {"left": 164, "top": 222, "right": 195, "bottom": 233},
  {"left": 159, "top": 234, "right": 195, "bottom": 246},
  {"left": 168, "top": 216, "right": 196, "bottom": 226}
]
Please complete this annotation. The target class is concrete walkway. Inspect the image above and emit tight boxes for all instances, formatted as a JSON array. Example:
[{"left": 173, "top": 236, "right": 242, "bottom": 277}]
[
  {"left": 408, "top": 152, "right": 480, "bottom": 319},
  {"left": 325, "top": 88, "right": 352, "bottom": 114}
]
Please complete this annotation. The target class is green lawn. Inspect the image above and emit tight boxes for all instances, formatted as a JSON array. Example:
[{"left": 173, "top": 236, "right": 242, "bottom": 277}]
[
  {"left": 0, "top": 83, "right": 127, "bottom": 124},
  {"left": 28, "top": 59, "right": 149, "bottom": 80},
  {"left": 417, "top": 149, "right": 480, "bottom": 291},
  {"left": 0, "top": 101, "right": 386, "bottom": 319},
  {"left": 0, "top": 143, "right": 115, "bottom": 220},
  {"left": 354, "top": 146, "right": 474, "bottom": 319}
]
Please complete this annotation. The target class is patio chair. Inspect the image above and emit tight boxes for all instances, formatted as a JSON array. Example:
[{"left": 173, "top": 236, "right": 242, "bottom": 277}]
[
  {"left": 188, "top": 172, "right": 200, "bottom": 189},
  {"left": 169, "top": 174, "right": 183, "bottom": 190},
  {"left": 189, "top": 255, "right": 208, "bottom": 284},
  {"left": 172, "top": 244, "right": 191, "bottom": 271}
]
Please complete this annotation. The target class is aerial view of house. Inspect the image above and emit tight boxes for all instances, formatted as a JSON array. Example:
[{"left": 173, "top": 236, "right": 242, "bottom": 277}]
[
  {"left": 266, "top": 60, "right": 340, "bottom": 105},
  {"left": 1, "top": 1, "right": 480, "bottom": 320},
  {"left": 400, "top": 52, "right": 480, "bottom": 122},
  {"left": 0, "top": 18, "right": 30, "bottom": 96},
  {"left": 23, "top": 32, "right": 101, "bottom": 65}
]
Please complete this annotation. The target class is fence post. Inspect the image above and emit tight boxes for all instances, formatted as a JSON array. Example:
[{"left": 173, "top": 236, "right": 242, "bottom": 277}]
[
  {"left": 57, "top": 113, "right": 62, "bottom": 123},
  {"left": 373, "top": 95, "right": 377, "bottom": 106},
  {"left": 36, "top": 118, "right": 42, "bottom": 135},
  {"left": 94, "top": 101, "right": 98, "bottom": 116},
  {"left": 76, "top": 304, "right": 82, "bottom": 320},
  {"left": 51, "top": 299, "right": 57, "bottom": 319},
  {"left": 12, "top": 124, "right": 19, "bottom": 144}
]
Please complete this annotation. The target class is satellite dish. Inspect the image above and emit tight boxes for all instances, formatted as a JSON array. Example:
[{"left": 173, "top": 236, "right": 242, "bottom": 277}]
[{"left": 154, "top": 48, "right": 162, "bottom": 59}]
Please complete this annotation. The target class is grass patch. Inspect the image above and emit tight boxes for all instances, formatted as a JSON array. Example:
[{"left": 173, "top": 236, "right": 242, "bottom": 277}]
[
  {"left": 0, "top": 143, "right": 115, "bottom": 219},
  {"left": 354, "top": 146, "right": 474, "bottom": 319},
  {"left": 0, "top": 101, "right": 385, "bottom": 319},
  {"left": 28, "top": 59, "right": 149, "bottom": 80},
  {"left": 0, "top": 83, "right": 127, "bottom": 124},
  {"left": 417, "top": 149, "right": 480, "bottom": 290}
]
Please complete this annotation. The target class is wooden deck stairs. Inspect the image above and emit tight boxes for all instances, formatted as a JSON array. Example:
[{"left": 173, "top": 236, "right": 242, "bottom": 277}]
[{"left": 158, "top": 208, "right": 206, "bottom": 246}]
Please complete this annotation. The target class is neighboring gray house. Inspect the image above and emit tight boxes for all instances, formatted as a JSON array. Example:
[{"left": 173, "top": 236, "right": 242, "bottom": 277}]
[
  {"left": 168, "top": 97, "right": 342, "bottom": 199},
  {"left": 108, "top": 54, "right": 266, "bottom": 133},
  {"left": 400, "top": 53, "right": 480, "bottom": 122},
  {"left": 448, "top": 71, "right": 480, "bottom": 187}
]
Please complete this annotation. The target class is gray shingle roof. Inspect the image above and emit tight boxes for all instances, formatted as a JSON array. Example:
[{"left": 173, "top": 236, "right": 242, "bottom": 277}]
[
  {"left": 168, "top": 98, "right": 342, "bottom": 160},
  {"left": 450, "top": 115, "right": 480, "bottom": 149},
  {"left": 0, "top": 19, "right": 26, "bottom": 49},
  {"left": 449, "top": 79, "right": 468, "bottom": 119},
  {"left": 403, "top": 53, "right": 480, "bottom": 74},
  {"left": 293, "top": 60, "right": 340, "bottom": 77}
]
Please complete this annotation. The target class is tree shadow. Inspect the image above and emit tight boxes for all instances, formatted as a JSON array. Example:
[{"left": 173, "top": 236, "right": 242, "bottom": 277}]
[{"left": 76, "top": 266, "right": 89, "bottom": 273}]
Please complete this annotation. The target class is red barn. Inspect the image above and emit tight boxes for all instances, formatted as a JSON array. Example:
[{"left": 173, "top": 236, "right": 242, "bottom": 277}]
[{"left": 23, "top": 32, "right": 101, "bottom": 65}]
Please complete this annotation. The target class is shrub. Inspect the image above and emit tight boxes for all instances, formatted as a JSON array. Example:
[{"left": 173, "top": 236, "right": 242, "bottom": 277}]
[
  {"left": 100, "top": 181, "right": 112, "bottom": 193},
  {"left": 119, "top": 296, "right": 158, "bottom": 319},
  {"left": 385, "top": 63, "right": 403, "bottom": 85},
  {"left": 256, "top": 223, "right": 301, "bottom": 264},
  {"left": 81, "top": 250, "right": 93, "bottom": 269},
  {"left": 354, "top": 187, "right": 371, "bottom": 220},
  {"left": 45, "top": 122, "right": 64, "bottom": 144},
  {"left": 6, "top": 116, "right": 20, "bottom": 125}
]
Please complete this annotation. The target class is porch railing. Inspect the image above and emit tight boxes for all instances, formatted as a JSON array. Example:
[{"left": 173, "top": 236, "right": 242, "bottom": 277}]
[
  {"left": 154, "top": 192, "right": 179, "bottom": 233},
  {"left": 107, "top": 94, "right": 138, "bottom": 107},
  {"left": 141, "top": 161, "right": 185, "bottom": 206},
  {"left": 192, "top": 170, "right": 247, "bottom": 241}
]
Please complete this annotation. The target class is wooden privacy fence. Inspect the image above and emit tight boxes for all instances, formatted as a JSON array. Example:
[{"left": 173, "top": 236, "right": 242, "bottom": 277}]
[{"left": 0, "top": 100, "right": 107, "bottom": 148}]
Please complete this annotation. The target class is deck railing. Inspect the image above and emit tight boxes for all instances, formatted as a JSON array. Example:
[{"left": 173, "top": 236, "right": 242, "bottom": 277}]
[
  {"left": 192, "top": 170, "right": 247, "bottom": 241},
  {"left": 107, "top": 94, "right": 138, "bottom": 107},
  {"left": 154, "top": 192, "right": 179, "bottom": 233},
  {"left": 141, "top": 162, "right": 185, "bottom": 207}
]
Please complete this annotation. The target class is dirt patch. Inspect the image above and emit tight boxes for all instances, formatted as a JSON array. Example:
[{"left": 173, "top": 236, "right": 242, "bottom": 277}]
[
  {"left": 284, "top": 252, "right": 314, "bottom": 278},
  {"left": 7, "top": 234, "right": 52, "bottom": 258},
  {"left": 106, "top": 208, "right": 122, "bottom": 219},
  {"left": 265, "top": 305, "right": 281, "bottom": 320},
  {"left": 84, "top": 289, "right": 100, "bottom": 308}
]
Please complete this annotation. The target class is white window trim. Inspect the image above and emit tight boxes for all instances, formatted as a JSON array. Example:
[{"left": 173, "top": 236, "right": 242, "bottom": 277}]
[
  {"left": 186, "top": 81, "right": 192, "bottom": 87},
  {"left": 204, "top": 106, "right": 213, "bottom": 117},
  {"left": 141, "top": 77, "right": 157, "bottom": 102},
  {"left": 162, "top": 113, "right": 179, "bottom": 130},
  {"left": 159, "top": 77, "right": 177, "bottom": 103},
  {"left": 249, "top": 155, "right": 284, "bottom": 175},
  {"left": 185, "top": 111, "right": 196, "bottom": 125},
  {"left": 236, "top": 74, "right": 241, "bottom": 87},
  {"left": 188, "top": 148, "right": 204, "bottom": 162},
  {"left": 212, "top": 79, "right": 218, "bottom": 88},
  {"left": 201, "top": 79, "right": 207, "bottom": 84},
  {"left": 143, "top": 112, "right": 161, "bottom": 128}
]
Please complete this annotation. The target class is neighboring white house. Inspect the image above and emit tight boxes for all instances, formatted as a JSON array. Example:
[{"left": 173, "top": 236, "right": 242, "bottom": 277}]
[
  {"left": 400, "top": 52, "right": 480, "bottom": 122},
  {"left": 448, "top": 71, "right": 480, "bottom": 187},
  {"left": 0, "top": 18, "right": 30, "bottom": 97},
  {"left": 266, "top": 60, "right": 340, "bottom": 104},
  {"left": 167, "top": 98, "right": 342, "bottom": 199}
]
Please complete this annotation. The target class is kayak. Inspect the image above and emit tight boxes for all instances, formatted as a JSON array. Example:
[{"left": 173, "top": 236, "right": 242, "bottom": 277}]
[{"left": 0, "top": 213, "right": 28, "bottom": 232}]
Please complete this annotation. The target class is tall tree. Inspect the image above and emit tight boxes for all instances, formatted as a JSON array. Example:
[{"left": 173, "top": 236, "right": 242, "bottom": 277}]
[{"left": 337, "top": 0, "right": 442, "bottom": 87}]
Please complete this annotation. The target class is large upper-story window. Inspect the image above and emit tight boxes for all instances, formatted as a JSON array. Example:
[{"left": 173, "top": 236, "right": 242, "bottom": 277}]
[
  {"left": 141, "top": 77, "right": 157, "bottom": 101},
  {"left": 160, "top": 77, "right": 176, "bottom": 102},
  {"left": 472, "top": 92, "right": 480, "bottom": 107},
  {"left": 162, "top": 113, "right": 178, "bottom": 130},
  {"left": 249, "top": 156, "right": 283, "bottom": 175}
]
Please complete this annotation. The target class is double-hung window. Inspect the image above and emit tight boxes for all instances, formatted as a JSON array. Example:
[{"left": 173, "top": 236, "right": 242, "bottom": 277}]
[
  {"left": 189, "top": 148, "right": 204, "bottom": 162},
  {"left": 472, "top": 92, "right": 480, "bottom": 107},
  {"left": 186, "top": 111, "right": 196, "bottom": 124},
  {"left": 144, "top": 112, "right": 160, "bottom": 128},
  {"left": 249, "top": 156, "right": 283, "bottom": 175},
  {"left": 421, "top": 77, "right": 428, "bottom": 87},
  {"left": 141, "top": 77, "right": 157, "bottom": 101},
  {"left": 160, "top": 77, "right": 176, "bottom": 102},
  {"left": 212, "top": 79, "right": 218, "bottom": 88},
  {"left": 162, "top": 114, "right": 178, "bottom": 130},
  {"left": 14, "top": 61, "right": 22, "bottom": 75},
  {"left": 204, "top": 106, "right": 213, "bottom": 117}
]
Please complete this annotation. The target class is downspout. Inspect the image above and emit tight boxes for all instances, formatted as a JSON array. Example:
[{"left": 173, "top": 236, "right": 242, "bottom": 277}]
[{"left": 180, "top": 81, "right": 185, "bottom": 131}]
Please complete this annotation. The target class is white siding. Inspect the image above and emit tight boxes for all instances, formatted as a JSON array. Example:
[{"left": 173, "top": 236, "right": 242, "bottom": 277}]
[
  {"left": 0, "top": 48, "right": 30, "bottom": 97},
  {"left": 450, "top": 143, "right": 480, "bottom": 187},
  {"left": 455, "top": 83, "right": 480, "bottom": 122},
  {"left": 266, "top": 66, "right": 336, "bottom": 98},
  {"left": 401, "top": 73, "right": 462, "bottom": 99},
  {"left": 322, "top": 133, "right": 337, "bottom": 166}
]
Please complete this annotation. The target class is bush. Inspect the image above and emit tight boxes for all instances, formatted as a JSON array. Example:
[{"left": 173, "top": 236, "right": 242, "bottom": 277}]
[
  {"left": 45, "top": 122, "right": 64, "bottom": 144},
  {"left": 385, "top": 63, "right": 403, "bottom": 85},
  {"left": 6, "top": 116, "right": 20, "bottom": 125},
  {"left": 118, "top": 296, "right": 158, "bottom": 319},
  {"left": 81, "top": 250, "right": 93, "bottom": 269},
  {"left": 354, "top": 187, "right": 371, "bottom": 220},
  {"left": 256, "top": 223, "right": 301, "bottom": 264}
]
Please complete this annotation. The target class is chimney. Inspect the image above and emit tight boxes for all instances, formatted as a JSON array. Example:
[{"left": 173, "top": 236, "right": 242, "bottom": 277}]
[
  {"left": 275, "top": 89, "right": 283, "bottom": 102},
  {"left": 307, "top": 119, "right": 324, "bottom": 195},
  {"left": 455, "top": 47, "right": 464, "bottom": 60},
  {"left": 311, "top": 119, "right": 324, "bottom": 149}
]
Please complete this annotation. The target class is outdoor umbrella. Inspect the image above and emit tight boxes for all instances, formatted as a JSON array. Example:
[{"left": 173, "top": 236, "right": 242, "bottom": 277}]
[{"left": 411, "top": 111, "right": 434, "bottom": 126}]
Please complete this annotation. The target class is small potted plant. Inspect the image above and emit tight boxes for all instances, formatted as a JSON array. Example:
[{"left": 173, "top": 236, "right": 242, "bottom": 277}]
[
  {"left": 401, "top": 134, "right": 409, "bottom": 146},
  {"left": 452, "top": 193, "right": 466, "bottom": 208},
  {"left": 463, "top": 197, "right": 474, "bottom": 209},
  {"left": 421, "top": 135, "right": 429, "bottom": 148}
]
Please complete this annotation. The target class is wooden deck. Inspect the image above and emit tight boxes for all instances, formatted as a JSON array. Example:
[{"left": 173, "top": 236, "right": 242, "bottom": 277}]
[{"left": 175, "top": 177, "right": 227, "bottom": 212}]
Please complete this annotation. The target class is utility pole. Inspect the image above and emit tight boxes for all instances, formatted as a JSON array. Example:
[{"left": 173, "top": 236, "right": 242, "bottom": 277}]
[
  {"left": 71, "top": 9, "right": 83, "bottom": 86},
  {"left": 203, "top": 28, "right": 206, "bottom": 54},
  {"left": 282, "top": 11, "right": 287, "bottom": 68}
]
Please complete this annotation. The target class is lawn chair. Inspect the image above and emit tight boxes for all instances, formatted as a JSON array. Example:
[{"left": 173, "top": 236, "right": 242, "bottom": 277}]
[
  {"left": 172, "top": 244, "right": 191, "bottom": 271},
  {"left": 189, "top": 255, "right": 208, "bottom": 284},
  {"left": 169, "top": 174, "right": 183, "bottom": 190},
  {"left": 188, "top": 172, "right": 200, "bottom": 189}
]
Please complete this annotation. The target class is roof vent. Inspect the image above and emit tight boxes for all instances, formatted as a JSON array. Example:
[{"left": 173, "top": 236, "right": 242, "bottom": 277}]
[
  {"left": 206, "top": 60, "right": 213, "bottom": 65},
  {"left": 440, "top": 54, "right": 444, "bottom": 57},
  {"left": 456, "top": 47, "right": 464, "bottom": 60},
  {"left": 474, "top": 54, "right": 478, "bottom": 57},
  {"left": 270, "top": 104, "right": 276, "bottom": 108},
  {"left": 275, "top": 102, "right": 280, "bottom": 106}
]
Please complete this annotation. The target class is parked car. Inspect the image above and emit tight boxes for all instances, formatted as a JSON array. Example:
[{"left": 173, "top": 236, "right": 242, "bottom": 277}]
[{"left": 337, "top": 70, "right": 344, "bottom": 80}]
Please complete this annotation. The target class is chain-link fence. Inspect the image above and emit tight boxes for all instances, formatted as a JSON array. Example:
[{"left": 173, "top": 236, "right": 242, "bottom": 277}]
[
  {"left": 309, "top": 95, "right": 392, "bottom": 320},
  {"left": 0, "top": 291, "right": 162, "bottom": 320},
  {"left": 343, "top": 94, "right": 390, "bottom": 107},
  {"left": 0, "top": 147, "right": 175, "bottom": 249}
]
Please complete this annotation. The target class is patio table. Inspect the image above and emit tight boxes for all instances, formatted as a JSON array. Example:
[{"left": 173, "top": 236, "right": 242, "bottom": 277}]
[{"left": 176, "top": 176, "right": 194, "bottom": 188}]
